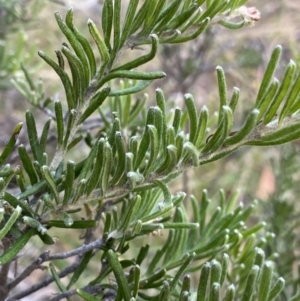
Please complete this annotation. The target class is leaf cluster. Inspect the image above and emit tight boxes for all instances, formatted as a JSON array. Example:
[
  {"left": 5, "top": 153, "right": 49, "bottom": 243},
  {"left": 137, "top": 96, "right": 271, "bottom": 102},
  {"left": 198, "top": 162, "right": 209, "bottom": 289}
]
[{"left": 0, "top": 0, "right": 300, "bottom": 300}]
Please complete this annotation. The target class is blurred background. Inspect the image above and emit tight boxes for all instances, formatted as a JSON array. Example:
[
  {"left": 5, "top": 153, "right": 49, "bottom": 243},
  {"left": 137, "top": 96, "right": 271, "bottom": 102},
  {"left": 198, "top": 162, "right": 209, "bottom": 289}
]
[{"left": 1, "top": 0, "right": 300, "bottom": 299}]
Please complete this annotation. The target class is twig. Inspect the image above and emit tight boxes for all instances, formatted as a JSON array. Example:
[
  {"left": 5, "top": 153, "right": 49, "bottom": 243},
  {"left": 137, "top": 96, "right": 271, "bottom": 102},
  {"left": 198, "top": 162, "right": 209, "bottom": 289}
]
[
  {"left": 7, "top": 238, "right": 105, "bottom": 299},
  {"left": 47, "top": 238, "right": 104, "bottom": 261},
  {"left": 9, "top": 260, "right": 80, "bottom": 300},
  {"left": 7, "top": 251, "right": 50, "bottom": 290},
  {"left": 48, "top": 284, "right": 110, "bottom": 301},
  {"left": 0, "top": 238, "right": 12, "bottom": 301}
]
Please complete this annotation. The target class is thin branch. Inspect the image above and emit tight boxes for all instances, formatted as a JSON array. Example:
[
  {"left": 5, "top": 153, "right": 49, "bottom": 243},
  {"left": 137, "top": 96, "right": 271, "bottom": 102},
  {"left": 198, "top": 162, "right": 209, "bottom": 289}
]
[
  {"left": 83, "top": 202, "right": 110, "bottom": 245},
  {"left": 48, "top": 284, "right": 112, "bottom": 301},
  {"left": 0, "top": 238, "right": 12, "bottom": 301},
  {"left": 7, "top": 251, "right": 50, "bottom": 290},
  {"left": 9, "top": 259, "right": 80, "bottom": 300},
  {"left": 47, "top": 237, "right": 104, "bottom": 260},
  {"left": 0, "top": 260, "right": 10, "bottom": 286},
  {"left": 7, "top": 238, "right": 105, "bottom": 299},
  {"left": 39, "top": 105, "right": 56, "bottom": 119}
]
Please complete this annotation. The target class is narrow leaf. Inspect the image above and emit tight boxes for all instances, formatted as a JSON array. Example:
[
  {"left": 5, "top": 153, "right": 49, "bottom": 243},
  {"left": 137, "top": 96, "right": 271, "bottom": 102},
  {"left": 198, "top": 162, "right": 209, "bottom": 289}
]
[
  {"left": 67, "top": 250, "right": 94, "bottom": 289},
  {"left": 112, "top": 34, "right": 159, "bottom": 72},
  {"left": 220, "top": 253, "right": 229, "bottom": 286},
  {"left": 255, "top": 45, "right": 282, "bottom": 106},
  {"left": 164, "top": 4, "right": 199, "bottom": 31},
  {"left": 54, "top": 12, "right": 89, "bottom": 87},
  {"left": 169, "top": 18, "right": 210, "bottom": 44},
  {"left": 49, "top": 262, "right": 68, "bottom": 293},
  {"left": 257, "top": 79, "right": 279, "bottom": 120},
  {"left": 223, "top": 285, "right": 235, "bottom": 301},
  {"left": 64, "top": 109, "right": 77, "bottom": 148},
  {"left": 151, "top": 0, "right": 182, "bottom": 34},
  {"left": 96, "top": 70, "right": 165, "bottom": 90},
  {"left": 197, "top": 262, "right": 211, "bottom": 301},
  {"left": 280, "top": 71, "right": 300, "bottom": 122},
  {"left": 130, "top": 0, "right": 152, "bottom": 35},
  {"left": 225, "top": 109, "right": 259, "bottom": 145},
  {"left": 258, "top": 261, "right": 274, "bottom": 301},
  {"left": 40, "top": 119, "right": 51, "bottom": 153},
  {"left": 182, "top": 142, "right": 200, "bottom": 166},
  {"left": 66, "top": 8, "right": 96, "bottom": 78},
  {"left": 41, "top": 165, "right": 59, "bottom": 204},
  {"left": 2, "top": 192, "right": 35, "bottom": 216},
  {"left": 85, "top": 139, "right": 105, "bottom": 195},
  {"left": 195, "top": 106, "right": 208, "bottom": 148},
  {"left": 156, "top": 144, "right": 177, "bottom": 174},
  {"left": 264, "top": 60, "right": 296, "bottom": 124},
  {"left": 267, "top": 278, "right": 285, "bottom": 301},
  {"left": 76, "top": 289, "right": 98, "bottom": 301},
  {"left": 88, "top": 19, "right": 110, "bottom": 63},
  {"left": 26, "top": 110, "right": 43, "bottom": 164},
  {"left": 110, "top": 132, "right": 126, "bottom": 185},
  {"left": 107, "top": 250, "right": 132, "bottom": 301},
  {"left": 185, "top": 93, "right": 198, "bottom": 143},
  {"left": 101, "top": 0, "right": 113, "bottom": 49},
  {"left": 0, "top": 228, "right": 36, "bottom": 265},
  {"left": 241, "top": 265, "right": 259, "bottom": 301},
  {"left": 0, "top": 206, "right": 22, "bottom": 240},
  {"left": 46, "top": 220, "right": 97, "bottom": 229},
  {"left": 111, "top": 0, "right": 121, "bottom": 63},
  {"left": 218, "top": 19, "right": 245, "bottom": 29},
  {"left": 144, "top": 125, "right": 159, "bottom": 176},
  {"left": 38, "top": 51, "right": 75, "bottom": 110},
  {"left": 54, "top": 100, "right": 64, "bottom": 147},
  {"left": 120, "top": 0, "right": 139, "bottom": 47},
  {"left": 229, "top": 87, "right": 239, "bottom": 113},
  {"left": 18, "top": 145, "right": 38, "bottom": 185},
  {"left": 61, "top": 44, "right": 85, "bottom": 104},
  {"left": 78, "top": 87, "right": 110, "bottom": 123},
  {"left": 70, "top": 179, "right": 86, "bottom": 205},
  {"left": 100, "top": 143, "right": 112, "bottom": 196},
  {"left": 216, "top": 66, "right": 227, "bottom": 124},
  {"left": 109, "top": 80, "right": 152, "bottom": 96},
  {"left": 170, "top": 253, "right": 195, "bottom": 291},
  {"left": 63, "top": 160, "right": 75, "bottom": 205},
  {"left": 0, "top": 122, "right": 23, "bottom": 165}
]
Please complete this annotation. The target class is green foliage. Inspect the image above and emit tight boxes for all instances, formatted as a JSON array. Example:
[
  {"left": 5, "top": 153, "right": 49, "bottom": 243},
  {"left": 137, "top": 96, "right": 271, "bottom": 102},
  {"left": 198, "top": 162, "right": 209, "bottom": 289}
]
[
  {"left": 0, "top": 0, "right": 52, "bottom": 89},
  {"left": 0, "top": 0, "right": 300, "bottom": 300},
  {"left": 259, "top": 144, "right": 300, "bottom": 300},
  {"left": 0, "top": 0, "right": 45, "bottom": 38}
]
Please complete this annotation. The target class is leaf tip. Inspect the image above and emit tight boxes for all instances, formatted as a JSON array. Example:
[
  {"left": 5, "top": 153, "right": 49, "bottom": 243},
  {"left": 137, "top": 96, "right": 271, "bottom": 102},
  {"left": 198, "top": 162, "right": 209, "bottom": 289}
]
[
  {"left": 252, "top": 108, "right": 260, "bottom": 115},
  {"left": 289, "top": 59, "right": 296, "bottom": 67},
  {"left": 184, "top": 93, "right": 193, "bottom": 99},
  {"left": 54, "top": 11, "right": 61, "bottom": 18},
  {"left": 150, "top": 33, "right": 159, "bottom": 39},
  {"left": 222, "top": 105, "right": 231, "bottom": 111},
  {"left": 202, "top": 105, "right": 208, "bottom": 112},
  {"left": 15, "top": 205, "right": 22, "bottom": 214}
]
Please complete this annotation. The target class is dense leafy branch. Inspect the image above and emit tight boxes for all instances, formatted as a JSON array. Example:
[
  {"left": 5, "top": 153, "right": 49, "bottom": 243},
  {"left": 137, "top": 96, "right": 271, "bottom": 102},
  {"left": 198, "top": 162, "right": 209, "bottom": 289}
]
[{"left": 0, "top": 0, "right": 300, "bottom": 300}]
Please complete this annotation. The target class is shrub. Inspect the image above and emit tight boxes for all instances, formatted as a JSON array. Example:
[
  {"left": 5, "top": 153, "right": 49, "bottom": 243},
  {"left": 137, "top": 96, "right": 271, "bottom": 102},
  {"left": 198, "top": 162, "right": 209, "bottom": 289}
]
[{"left": 1, "top": 1, "right": 300, "bottom": 300}]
